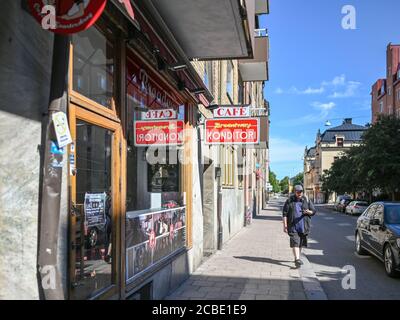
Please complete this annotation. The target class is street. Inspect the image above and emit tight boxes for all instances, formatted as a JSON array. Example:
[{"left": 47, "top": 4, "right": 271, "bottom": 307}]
[
  {"left": 165, "top": 196, "right": 400, "bottom": 300},
  {"left": 298, "top": 199, "right": 400, "bottom": 300}
]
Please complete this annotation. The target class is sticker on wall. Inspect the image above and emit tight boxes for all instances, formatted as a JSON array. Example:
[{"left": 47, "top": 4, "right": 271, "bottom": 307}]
[
  {"left": 28, "top": 0, "right": 107, "bottom": 35},
  {"left": 69, "top": 153, "right": 76, "bottom": 176},
  {"left": 50, "top": 141, "right": 65, "bottom": 155},
  {"left": 52, "top": 111, "right": 72, "bottom": 148}
]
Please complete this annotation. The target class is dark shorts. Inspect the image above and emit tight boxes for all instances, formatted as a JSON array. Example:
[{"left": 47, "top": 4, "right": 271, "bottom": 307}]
[{"left": 289, "top": 232, "right": 308, "bottom": 248}]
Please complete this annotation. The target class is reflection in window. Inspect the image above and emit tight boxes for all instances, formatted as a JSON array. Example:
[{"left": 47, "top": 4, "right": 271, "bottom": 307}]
[{"left": 73, "top": 26, "right": 114, "bottom": 108}]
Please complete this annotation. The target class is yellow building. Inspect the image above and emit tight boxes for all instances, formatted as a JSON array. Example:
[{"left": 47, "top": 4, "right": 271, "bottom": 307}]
[{"left": 304, "top": 119, "right": 367, "bottom": 204}]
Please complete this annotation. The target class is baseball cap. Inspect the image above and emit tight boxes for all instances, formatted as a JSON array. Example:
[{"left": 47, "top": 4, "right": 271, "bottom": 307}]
[{"left": 294, "top": 185, "right": 303, "bottom": 192}]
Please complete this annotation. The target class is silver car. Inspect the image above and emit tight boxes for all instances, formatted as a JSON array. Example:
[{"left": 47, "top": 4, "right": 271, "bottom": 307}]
[{"left": 346, "top": 201, "right": 369, "bottom": 215}]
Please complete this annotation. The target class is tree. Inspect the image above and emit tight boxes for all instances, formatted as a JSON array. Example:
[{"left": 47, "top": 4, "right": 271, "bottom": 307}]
[
  {"left": 269, "top": 170, "right": 281, "bottom": 193},
  {"left": 291, "top": 172, "right": 304, "bottom": 186},
  {"left": 280, "top": 176, "right": 290, "bottom": 194},
  {"left": 321, "top": 115, "right": 400, "bottom": 201},
  {"left": 360, "top": 115, "right": 400, "bottom": 200}
]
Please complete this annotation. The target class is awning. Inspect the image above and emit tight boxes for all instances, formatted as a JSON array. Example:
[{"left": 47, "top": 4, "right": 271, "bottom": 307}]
[
  {"left": 148, "top": 0, "right": 255, "bottom": 60},
  {"left": 239, "top": 35, "right": 269, "bottom": 82}
]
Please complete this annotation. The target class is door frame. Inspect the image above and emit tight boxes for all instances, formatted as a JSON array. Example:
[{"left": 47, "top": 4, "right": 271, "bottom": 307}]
[{"left": 68, "top": 103, "right": 122, "bottom": 300}]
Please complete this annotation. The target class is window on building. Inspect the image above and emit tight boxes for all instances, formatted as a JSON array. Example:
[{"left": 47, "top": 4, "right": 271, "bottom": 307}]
[
  {"left": 389, "top": 105, "right": 393, "bottom": 115},
  {"left": 397, "top": 89, "right": 400, "bottom": 101},
  {"left": 379, "top": 101, "right": 384, "bottom": 113},
  {"left": 397, "top": 108, "right": 400, "bottom": 119},
  {"left": 388, "top": 87, "right": 392, "bottom": 96},
  {"left": 221, "top": 146, "right": 235, "bottom": 187},
  {"left": 336, "top": 137, "right": 344, "bottom": 148},
  {"left": 226, "top": 61, "right": 234, "bottom": 101},
  {"left": 73, "top": 25, "right": 115, "bottom": 109},
  {"left": 125, "top": 52, "right": 186, "bottom": 282},
  {"left": 398, "top": 69, "right": 400, "bottom": 80},
  {"left": 380, "top": 83, "right": 385, "bottom": 96},
  {"left": 203, "top": 62, "right": 213, "bottom": 93}
]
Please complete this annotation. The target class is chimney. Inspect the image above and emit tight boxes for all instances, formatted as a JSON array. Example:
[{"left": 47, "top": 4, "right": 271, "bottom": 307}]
[{"left": 343, "top": 118, "right": 352, "bottom": 124}]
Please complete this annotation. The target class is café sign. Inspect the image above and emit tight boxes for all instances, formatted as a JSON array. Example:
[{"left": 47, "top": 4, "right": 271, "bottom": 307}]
[
  {"left": 205, "top": 118, "right": 259, "bottom": 145},
  {"left": 143, "top": 109, "right": 177, "bottom": 120},
  {"left": 29, "top": 0, "right": 107, "bottom": 34},
  {"left": 213, "top": 106, "right": 250, "bottom": 118},
  {"left": 134, "top": 120, "right": 184, "bottom": 146}
]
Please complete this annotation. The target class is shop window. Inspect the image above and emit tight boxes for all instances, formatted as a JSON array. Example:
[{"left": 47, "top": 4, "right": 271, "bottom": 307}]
[
  {"left": 125, "top": 52, "right": 186, "bottom": 284},
  {"left": 73, "top": 26, "right": 114, "bottom": 108}
]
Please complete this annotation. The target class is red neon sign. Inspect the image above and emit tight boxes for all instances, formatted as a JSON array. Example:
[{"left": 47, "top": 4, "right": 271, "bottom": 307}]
[{"left": 205, "top": 118, "right": 260, "bottom": 145}]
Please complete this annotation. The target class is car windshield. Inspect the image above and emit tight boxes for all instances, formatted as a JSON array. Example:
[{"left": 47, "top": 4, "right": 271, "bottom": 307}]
[{"left": 385, "top": 205, "right": 400, "bottom": 224}]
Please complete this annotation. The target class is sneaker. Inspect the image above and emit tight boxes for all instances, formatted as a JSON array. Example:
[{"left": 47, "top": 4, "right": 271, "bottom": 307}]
[{"left": 295, "top": 259, "right": 303, "bottom": 267}]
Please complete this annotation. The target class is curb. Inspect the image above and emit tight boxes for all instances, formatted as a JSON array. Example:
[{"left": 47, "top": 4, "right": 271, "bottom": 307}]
[{"left": 299, "top": 252, "right": 328, "bottom": 300}]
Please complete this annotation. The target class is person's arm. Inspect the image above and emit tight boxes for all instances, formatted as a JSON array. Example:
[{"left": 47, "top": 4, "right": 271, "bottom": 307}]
[
  {"left": 304, "top": 199, "right": 316, "bottom": 216},
  {"left": 282, "top": 200, "right": 289, "bottom": 233}
]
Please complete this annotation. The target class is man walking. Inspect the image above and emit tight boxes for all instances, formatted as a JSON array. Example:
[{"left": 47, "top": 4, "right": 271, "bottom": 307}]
[{"left": 282, "top": 185, "right": 316, "bottom": 268}]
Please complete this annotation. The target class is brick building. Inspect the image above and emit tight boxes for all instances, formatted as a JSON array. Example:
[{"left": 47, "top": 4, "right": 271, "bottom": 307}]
[{"left": 371, "top": 43, "right": 400, "bottom": 123}]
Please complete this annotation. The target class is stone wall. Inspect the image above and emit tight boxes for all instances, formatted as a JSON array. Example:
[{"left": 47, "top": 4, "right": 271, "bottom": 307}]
[{"left": 0, "top": 1, "right": 54, "bottom": 299}]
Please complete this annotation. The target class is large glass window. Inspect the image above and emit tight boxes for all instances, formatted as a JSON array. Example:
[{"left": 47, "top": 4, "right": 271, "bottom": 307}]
[
  {"left": 71, "top": 120, "right": 113, "bottom": 300},
  {"left": 73, "top": 26, "right": 114, "bottom": 108},
  {"left": 125, "top": 53, "right": 186, "bottom": 283}
]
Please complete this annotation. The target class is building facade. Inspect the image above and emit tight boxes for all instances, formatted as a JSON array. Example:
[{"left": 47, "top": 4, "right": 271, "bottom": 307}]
[
  {"left": 304, "top": 119, "right": 367, "bottom": 204},
  {"left": 0, "top": 0, "right": 270, "bottom": 300},
  {"left": 371, "top": 43, "right": 400, "bottom": 123}
]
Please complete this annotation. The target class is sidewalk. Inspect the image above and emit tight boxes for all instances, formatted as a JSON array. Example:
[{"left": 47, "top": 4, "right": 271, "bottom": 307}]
[{"left": 165, "top": 200, "right": 327, "bottom": 300}]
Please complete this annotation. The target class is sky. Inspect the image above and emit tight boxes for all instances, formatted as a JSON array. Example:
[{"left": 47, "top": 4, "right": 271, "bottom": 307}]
[{"left": 259, "top": 0, "right": 400, "bottom": 180}]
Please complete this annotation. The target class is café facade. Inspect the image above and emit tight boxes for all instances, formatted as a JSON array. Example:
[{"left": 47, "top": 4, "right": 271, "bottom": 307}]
[{"left": 0, "top": 0, "right": 269, "bottom": 300}]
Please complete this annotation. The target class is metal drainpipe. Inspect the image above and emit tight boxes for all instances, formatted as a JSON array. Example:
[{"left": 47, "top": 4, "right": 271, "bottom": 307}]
[
  {"left": 216, "top": 60, "right": 223, "bottom": 250},
  {"left": 216, "top": 167, "right": 223, "bottom": 250},
  {"left": 37, "top": 34, "right": 70, "bottom": 300}
]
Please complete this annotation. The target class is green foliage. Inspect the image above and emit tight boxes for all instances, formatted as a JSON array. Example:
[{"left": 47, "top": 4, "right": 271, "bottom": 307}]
[
  {"left": 280, "top": 176, "right": 290, "bottom": 194},
  {"left": 269, "top": 170, "right": 281, "bottom": 193},
  {"left": 292, "top": 172, "right": 304, "bottom": 186}
]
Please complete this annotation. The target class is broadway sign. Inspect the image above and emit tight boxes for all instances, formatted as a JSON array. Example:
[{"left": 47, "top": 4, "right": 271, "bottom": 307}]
[
  {"left": 205, "top": 118, "right": 260, "bottom": 145},
  {"left": 134, "top": 120, "right": 184, "bottom": 146}
]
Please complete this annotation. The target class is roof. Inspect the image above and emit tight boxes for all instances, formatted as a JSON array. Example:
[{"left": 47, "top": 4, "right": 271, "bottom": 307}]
[
  {"left": 306, "top": 147, "right": 316, "bottom": 157},
  {"left": 321, "top": 123, "right": 367, "bottom": 143}
]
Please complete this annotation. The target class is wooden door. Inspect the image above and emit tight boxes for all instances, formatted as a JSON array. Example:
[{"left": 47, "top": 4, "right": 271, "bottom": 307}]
[{"left": 69, "top": 105, "right": 122, "bottom": 300}]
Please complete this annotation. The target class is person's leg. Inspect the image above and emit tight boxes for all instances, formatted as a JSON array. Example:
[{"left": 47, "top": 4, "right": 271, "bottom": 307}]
[{"left": 293, "top": 247, "right": 300, "bottom": 260}]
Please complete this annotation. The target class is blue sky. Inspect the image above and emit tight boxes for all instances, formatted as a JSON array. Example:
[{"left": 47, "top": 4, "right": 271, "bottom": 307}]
[{"left": 259, "top": 0, "right": 400, "bottom": 180}]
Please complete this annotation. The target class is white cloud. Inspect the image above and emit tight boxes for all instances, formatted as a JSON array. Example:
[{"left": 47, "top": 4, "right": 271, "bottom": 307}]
[
  {"left": 288, "top": 86, "right": 325, "bottom": 95},
  {"left": 329, "top": 81, "right": 362, "bottom": 98},
  {"left": 311, "top": 101, "right": 336, "bottom": 110},
  {"left": 269, "top": 137, "right": 306, "bottom": 163},
  {"left": 276, "top": 74, "right": 361, "bottom": 98}
]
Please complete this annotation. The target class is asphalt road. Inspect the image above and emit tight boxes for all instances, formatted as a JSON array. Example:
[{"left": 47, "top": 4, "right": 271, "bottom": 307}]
[{"left": 275, "top": 196, "right": 400, "bottom": 300}]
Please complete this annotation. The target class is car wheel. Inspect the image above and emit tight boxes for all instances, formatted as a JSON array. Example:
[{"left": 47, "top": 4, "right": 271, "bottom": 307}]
[
  {"left": 384, "top": 244, "right": 399, "bottom": 278},
  {"left": 355, "top": 232, "right": 368, "bottom": 255}
]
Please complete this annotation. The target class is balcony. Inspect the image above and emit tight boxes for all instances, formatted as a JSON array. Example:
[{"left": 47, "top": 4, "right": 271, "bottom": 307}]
[
  {"left": 238, "top": 29, "right": 269, "bottom": 81},
  {"left": 146, "top": 0, "right": 256, "bottom": 60},
  {"left": 255, "top": 0, "right": 270, "bottom": 14}
]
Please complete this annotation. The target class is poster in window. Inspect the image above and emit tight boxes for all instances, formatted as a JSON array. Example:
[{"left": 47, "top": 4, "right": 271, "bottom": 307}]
[
  {"left": 125, "top": 207, "right": 186, "bottom": 282},
  {"left": 84, "top": 192, "right": 107, "bottom": 228}
]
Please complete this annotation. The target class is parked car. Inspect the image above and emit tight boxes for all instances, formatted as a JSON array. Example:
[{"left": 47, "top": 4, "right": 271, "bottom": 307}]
[
  {"left": 334, "top": 195, "right": 352, "bottom": 211},
  {"left": 355, "top": 202, "right": 400, "bottom": 277},
  {"left": 345, "top": 201, "right": 369, "bottom": 215},
  {"left": 337, "top": 198, "right": 353, "bottom": 213}
]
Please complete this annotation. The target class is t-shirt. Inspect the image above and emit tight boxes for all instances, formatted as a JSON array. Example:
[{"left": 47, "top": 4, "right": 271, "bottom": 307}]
[{"left": 292, "top": 199, "right": 305, "bottom": 233}]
